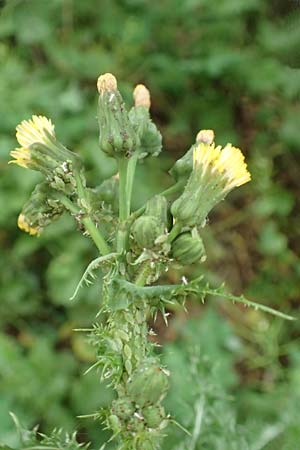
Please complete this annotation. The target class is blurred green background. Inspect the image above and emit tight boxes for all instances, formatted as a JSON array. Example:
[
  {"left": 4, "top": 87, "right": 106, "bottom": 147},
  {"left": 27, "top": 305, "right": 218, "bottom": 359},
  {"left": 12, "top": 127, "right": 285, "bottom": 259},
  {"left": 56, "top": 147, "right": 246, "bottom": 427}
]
[{"left": 1, "top": 0, "right": 300, "bottom": 449}]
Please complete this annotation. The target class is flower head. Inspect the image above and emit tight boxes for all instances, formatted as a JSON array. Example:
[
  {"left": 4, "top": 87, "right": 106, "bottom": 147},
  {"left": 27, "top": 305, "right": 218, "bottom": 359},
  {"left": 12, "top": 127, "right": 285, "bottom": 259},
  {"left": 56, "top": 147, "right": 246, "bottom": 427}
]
[
  {"left": 9, "top": 115, "right": 57, "bottom": 170},
  {"left": 193, "top": 142, "right": 251, "bottom": 192},
  {"left": 171, "top": 135, "right": 251, "bottom": 227},
  {"left": 9, "top": 115, "right": 78, "bottom": 185},
  {"left": 16, "top": 115, "right": 55, "bottom": 148}
]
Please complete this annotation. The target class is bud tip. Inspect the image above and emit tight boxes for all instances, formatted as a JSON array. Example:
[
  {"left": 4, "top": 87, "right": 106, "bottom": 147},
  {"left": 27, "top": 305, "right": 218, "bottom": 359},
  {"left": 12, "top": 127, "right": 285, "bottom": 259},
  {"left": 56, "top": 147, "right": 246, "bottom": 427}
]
[
  {"left": 97, "top": 73, "right": 117, "bottom": 94},
  {"left": 196, "top": 129, "right": 215, "bottom": 145},
  {"left": 133, "top": 84, "right": 151, "bottom": 108}
]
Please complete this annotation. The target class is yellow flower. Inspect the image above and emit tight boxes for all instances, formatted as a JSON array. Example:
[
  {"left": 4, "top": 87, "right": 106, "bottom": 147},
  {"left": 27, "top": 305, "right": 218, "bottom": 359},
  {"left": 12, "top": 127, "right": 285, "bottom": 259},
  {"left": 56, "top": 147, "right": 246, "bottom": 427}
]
[
  {"left": 193, "top": 141, "right": 251, "bottom": 192},
  {"left": 9, "top": 147, "right": 31, "bottom": 168},
  {"left": 10, "top": 115, "right": 56, "bottom": 169},
  {"left": 17, "top": 213, "right": 39, "bottom": 236},
  {"left": 171, "top": 135, "right": 251, "bottom": 227},
  {"left": 16, "top": 115, "right": 55, "bottom": 148}
]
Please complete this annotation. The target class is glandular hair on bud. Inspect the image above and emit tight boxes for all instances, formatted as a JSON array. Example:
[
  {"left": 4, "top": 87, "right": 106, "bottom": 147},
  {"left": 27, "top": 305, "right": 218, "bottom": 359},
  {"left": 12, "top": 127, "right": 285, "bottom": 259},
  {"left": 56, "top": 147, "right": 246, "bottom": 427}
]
[
  {"left": 97, "top": 73, "right": 117, "bottom": 94},
  {"left": 196, "top": 129, "right": 215, "bottom": 145},
  {"left": 133, "top": 84, "right": 151, "bottom": 109}
]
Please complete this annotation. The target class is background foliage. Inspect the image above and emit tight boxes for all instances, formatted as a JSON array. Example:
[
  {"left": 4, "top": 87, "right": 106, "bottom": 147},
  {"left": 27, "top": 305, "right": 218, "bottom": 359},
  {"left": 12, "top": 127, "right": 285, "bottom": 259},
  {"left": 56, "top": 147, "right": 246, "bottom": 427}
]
[{"left": 0, "top": 0, "right": 300, "bottom": 448}]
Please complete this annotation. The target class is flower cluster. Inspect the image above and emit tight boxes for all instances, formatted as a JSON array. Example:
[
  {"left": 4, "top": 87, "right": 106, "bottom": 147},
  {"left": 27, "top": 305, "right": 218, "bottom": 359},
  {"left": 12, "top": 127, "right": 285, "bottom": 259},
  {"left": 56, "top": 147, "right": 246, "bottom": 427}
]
[{"left": 8, "top": 73, "right": 257, "bottom": 450}]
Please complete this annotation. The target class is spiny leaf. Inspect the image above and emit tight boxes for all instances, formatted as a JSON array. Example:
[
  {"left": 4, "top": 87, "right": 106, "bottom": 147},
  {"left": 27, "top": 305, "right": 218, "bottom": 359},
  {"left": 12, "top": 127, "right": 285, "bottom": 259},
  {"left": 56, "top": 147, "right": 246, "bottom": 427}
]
[
  {"left": 70, "top": 253, "right": 118, "bottom": 300},
  {"left": 198, "top": 285, "right": 296, "bottom": 321}
]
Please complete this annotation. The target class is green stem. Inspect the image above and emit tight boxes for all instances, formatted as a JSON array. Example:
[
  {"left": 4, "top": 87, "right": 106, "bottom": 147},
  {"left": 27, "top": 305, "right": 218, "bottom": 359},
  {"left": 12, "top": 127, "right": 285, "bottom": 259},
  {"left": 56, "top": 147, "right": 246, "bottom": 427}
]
[
  {"left": 159, "top": 179, "right": 185, "bottom": 197},
  {"left": 57, "top": 194, "right": 79, "bottom": 214},
  {"left": 130, "top": 180, "right": 184, "bottom": 221},
  {"left": 74, "top": 171, "right": 110, "bottom": 255},
  {"left": 166, "top": 221, "right": 182, "bottom": 243},
  {"left": 135, "top": 262, "right": 150, "bottom": 287},
  {"left": 126, "top": 153, "right": 138, "bottom": 217},
  {"left": 118, "top": 157, "right": 129, "bottom": 222},
  {"left": 82, "top": 217, "right": 110, "bottom": 255},
  {"left": 117, "top": 156, "right": 130, "bottom": 253}
]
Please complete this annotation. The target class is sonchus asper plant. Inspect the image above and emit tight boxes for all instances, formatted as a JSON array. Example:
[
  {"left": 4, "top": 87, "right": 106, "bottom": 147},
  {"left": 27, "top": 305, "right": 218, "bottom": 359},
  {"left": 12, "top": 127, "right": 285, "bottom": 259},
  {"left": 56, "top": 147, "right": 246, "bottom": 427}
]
[{"left": 8, "top": 73, "right": 294, "bottom": 450}]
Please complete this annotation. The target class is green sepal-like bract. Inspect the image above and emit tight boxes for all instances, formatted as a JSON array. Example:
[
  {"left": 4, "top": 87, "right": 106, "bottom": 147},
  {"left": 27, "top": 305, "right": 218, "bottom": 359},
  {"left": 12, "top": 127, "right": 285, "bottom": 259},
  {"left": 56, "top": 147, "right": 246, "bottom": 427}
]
[
  {"left": 89, "top": 176, "right": 119, "bottom": 213},
  {"left": 129, "top": 106, "right": 162, "bottom": 159},
  {"left": 97, "top": 80, "right": 138, "bottom": 158},
  {"left": 169, "top": 144, "right": 195, "bottom": 183},
  {"left": 171, "top": 228, "right": 206, "bottom": 265},
  {"left": 132, "top": 215, "right": 163, "bottom": 249},
  {"left": 127, "top": 358, "right": 169, "bottom": 407},
  {"left": 18, "top": 181, "right": 65, "bottom": 235},
  {"left": 132, "top": 195, "right": 169, "bottom": 250},
  {"left": 145, "top": 195, "right": 169, "bottom": 227},
  {"left": 142, "top": 405, "right": 166, "bottom": 429},
  {"left": 111, "top": 397, "right": 135, "bottom": 420}
]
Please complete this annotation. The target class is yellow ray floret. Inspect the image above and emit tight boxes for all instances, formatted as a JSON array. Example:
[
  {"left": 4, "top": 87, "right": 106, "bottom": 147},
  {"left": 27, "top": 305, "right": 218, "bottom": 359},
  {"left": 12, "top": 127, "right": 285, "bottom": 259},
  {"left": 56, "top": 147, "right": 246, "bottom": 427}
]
[
  {"left": 9, "top": 147, "right": 31, "bottom": 168},
  {"left": 16, "top": 115, "right": 55, "bottom": 148},
  {"left": 193, "top": 141, "right": 251, "bottom": 190},
  {"left": 17, "top": 213, "right": 39, "bottom": 236}
]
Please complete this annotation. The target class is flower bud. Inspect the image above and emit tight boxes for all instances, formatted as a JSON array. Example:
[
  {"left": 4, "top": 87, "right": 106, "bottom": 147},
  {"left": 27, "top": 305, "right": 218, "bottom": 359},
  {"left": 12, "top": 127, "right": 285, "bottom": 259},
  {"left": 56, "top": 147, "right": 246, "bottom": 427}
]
[
  {"left": 143, "top": 404, "right": 166, "bottom": 428},
  {"left": 17, "top": 182, "right": 65, "bottom": 236},
  {"left": 132, "top": 215, "right": 163, "bottom": 249},
  {"left": 97, "top": 73, "right": 138, "bottom": 157},
  {"left": 129, "top": 84, "right": 162, "bottom": 159},
  {"left": 127, "top": 359, "right": 169, "bottom": 406},
  {"left": 145, "top": 195, "right": 169, "bottom": 229},
  {"left": 171, "top": 229, "right": 206, "bottom": 265},
  {"left": 111, "top": 397, "right": 135, "bottom": 420}
]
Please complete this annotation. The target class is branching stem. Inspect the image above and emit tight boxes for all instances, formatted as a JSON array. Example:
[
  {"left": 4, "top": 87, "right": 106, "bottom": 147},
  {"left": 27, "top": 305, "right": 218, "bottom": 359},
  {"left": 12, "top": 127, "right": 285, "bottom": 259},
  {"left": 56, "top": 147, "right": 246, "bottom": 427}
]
[{"left": 74, "top": 171, "right": 110, "bottom": 255}]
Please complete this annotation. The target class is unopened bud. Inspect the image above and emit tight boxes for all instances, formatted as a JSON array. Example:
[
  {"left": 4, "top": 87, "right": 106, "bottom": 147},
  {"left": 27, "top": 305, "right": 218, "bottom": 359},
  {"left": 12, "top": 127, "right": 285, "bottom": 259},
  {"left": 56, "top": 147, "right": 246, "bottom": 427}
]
[
  {"left": 127, "top": 359, "right": 169, "bottom": 406},
  {"left": 171, "top": 229, "right": 206, "bottom": 265},
  {"left": 97, "top": 73, "right": 117, "bottom": 94},
  {"left": 97, "top": 74, "right": 137, "bottom": 157},
  {"left": 133, "top": 84, "right": 151, "bottom": 109},
  {"left": 132, "top": 215, "right": 163, "bottom": 249},
  {"left": 18, "top": 213, "right": 39, "bottom": 236},
  {"left": 196, "top": 129, "right": 215, "bottom": 145}
]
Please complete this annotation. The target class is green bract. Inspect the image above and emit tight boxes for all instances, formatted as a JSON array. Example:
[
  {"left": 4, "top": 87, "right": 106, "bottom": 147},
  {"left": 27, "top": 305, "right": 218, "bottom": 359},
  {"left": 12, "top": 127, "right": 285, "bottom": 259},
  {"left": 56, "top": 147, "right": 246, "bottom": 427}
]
[
  {"left": 97, "top": 74, "right": 138, "bottom": 158},
  {"left": 171, "top": 228, "right": 206, "bottom": 265},
  {"left": 129, "top": 106, "right": 162, "bottom": 159},
  {"left": 132, "top": 215, "right": 163, "bottom": 249},
  {"left": 127, "top": 360, "right": 169, "bottom": 407}
]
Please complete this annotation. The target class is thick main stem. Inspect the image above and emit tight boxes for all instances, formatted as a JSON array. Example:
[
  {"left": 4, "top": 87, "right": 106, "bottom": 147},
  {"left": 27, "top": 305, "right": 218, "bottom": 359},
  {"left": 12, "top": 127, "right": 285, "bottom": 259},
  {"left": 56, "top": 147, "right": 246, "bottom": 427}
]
[{"left": 102, "top": 291, "right": 168, "bottom": 449}]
